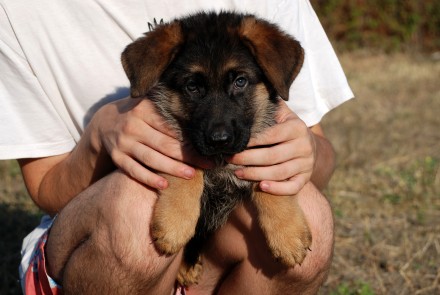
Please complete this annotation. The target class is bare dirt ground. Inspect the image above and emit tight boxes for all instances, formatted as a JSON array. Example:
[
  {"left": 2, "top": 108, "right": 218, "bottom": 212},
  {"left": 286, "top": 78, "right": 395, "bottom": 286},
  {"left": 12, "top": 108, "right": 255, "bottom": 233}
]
[{"left": 0, "top": 52, "right": 439, "bottom": 294}]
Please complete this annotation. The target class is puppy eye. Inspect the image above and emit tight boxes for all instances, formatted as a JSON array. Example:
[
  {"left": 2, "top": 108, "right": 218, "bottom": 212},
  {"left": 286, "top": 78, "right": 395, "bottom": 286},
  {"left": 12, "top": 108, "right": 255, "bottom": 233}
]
[
  {"left": 234, "top": 77, "right": 248, "bottom": 88},
  {"left": 186, "top": 82, "right": 199, "bottom": 93}
]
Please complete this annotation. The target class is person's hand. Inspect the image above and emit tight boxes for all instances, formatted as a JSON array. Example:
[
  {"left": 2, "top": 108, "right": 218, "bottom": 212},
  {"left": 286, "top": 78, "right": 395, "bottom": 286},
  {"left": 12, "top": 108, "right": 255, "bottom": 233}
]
[
  {"left": 227, "top": 100, "right": 317, "bottom": 196},
  {"left": 91, "top": 97, "right": 208, "bottom": 190}
]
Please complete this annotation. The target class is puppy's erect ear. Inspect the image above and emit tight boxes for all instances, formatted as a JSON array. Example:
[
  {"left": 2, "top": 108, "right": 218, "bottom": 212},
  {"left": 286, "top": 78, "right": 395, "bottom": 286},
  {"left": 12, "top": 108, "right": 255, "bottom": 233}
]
[
  {"left": 121, "top": 22, "right": 183, "bottom": 98},
  {"left": 239, "top": 16, "right": 304, "bottom": 100}
]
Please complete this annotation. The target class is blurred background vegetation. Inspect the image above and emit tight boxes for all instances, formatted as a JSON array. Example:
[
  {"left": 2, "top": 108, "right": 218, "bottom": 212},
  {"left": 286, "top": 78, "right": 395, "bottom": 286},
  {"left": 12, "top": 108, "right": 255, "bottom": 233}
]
[
  {"left": 314, "top": 0, "right": 440, "bottom": 53},
  {"left": 312, "top": 1, "right": 440, "bottom": 294},
  {"left": 0, "top": 1, "right": 439, "bottom": 294}
]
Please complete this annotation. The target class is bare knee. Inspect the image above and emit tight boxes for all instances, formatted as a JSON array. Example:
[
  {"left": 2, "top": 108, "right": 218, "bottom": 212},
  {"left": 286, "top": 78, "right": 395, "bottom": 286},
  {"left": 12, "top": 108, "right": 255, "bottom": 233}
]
[
  {"left": 202, "top": 182, "right": 334, "bottom": 294},
  {"left": 47, "top": 171, "right": 181, "bottom": 294},
  {"left": 285, "top": 182, "right": 334, "bottom": 292}
]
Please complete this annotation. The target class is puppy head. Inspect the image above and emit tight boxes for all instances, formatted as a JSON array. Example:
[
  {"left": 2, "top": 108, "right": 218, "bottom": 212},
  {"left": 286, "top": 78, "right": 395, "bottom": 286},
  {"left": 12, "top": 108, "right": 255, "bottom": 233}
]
[{"left": 121, "top": 12, "right": 304, "bottom": 156}]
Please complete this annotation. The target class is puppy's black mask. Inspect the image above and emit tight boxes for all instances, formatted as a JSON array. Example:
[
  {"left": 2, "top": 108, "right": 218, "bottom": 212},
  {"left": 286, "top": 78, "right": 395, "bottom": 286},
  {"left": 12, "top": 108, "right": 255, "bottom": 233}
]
[
  {"left": 160, "top": 36, "right": 271, "bottom": 156},
  {"left": 122, "top": 11, "right": 305, "bottom": 158}
]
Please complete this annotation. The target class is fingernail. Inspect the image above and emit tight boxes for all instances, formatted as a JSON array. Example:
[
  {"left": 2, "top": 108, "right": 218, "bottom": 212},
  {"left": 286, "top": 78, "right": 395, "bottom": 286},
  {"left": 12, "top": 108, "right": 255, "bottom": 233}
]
[
  {"left": 183, "top": 168, "right": 195, "bottom": 179},
  {"left": 260, "top": 182, "right": 270, "bottom": 191},
  {"left": 235, "top": 169, "right": 244, "bottom": 178},
  {"left": 157, "top": 180, "right": 167, "bottom": 190}
]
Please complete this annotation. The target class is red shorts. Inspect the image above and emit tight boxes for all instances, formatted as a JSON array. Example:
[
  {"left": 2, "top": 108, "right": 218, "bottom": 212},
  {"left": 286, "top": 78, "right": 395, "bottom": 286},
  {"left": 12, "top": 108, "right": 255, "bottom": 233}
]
[
  {"left": 24, "top": 232, "right": 62, "bottom": 295},
  {"left": 23, "top": 231, "right": 186, "bottom": 295}
]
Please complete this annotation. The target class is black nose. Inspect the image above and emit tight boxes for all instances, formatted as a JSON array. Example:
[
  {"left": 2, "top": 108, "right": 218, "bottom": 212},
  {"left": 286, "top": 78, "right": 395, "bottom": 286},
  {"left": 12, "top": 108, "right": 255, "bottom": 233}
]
[{"left": 207, "top": 127, "right": 232, "bottom": 147}]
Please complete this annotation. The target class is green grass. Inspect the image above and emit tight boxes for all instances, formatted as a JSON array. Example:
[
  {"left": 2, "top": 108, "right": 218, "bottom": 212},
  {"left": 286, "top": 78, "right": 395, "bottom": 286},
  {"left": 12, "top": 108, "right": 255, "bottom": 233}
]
[
  {"left": 330, "top": 281, "right": 375, "bottom": 295},
  {"left": 0, "top": 160, "right": 43, "bottom": 294}
]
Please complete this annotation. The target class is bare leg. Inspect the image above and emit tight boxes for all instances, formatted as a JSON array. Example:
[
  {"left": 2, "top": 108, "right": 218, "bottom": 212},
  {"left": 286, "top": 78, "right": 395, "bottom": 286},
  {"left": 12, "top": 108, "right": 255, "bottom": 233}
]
[
  {"left": 46, "top": 170, "right": 182, "bottom": 295},
  {"left": 188, "top": 182, "right": 334, "bottom": 295},
  {"left": 45, "top": 174, "right": 332, "bottom": 295}
]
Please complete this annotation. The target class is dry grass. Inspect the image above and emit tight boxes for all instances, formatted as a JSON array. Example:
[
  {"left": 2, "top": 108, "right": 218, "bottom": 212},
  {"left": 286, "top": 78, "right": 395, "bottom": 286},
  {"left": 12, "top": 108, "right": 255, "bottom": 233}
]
[
  {"left": 0, "top": 52, "right": 439, "bottom": 294},
  {"left": 319, "top": 52, "right": 440, "bottom": 295}
]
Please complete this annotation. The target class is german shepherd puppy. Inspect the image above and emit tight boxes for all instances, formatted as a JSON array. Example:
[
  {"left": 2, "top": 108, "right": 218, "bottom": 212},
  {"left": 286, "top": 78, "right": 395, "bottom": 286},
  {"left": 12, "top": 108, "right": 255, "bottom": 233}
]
[{"left": 121, "top": 11, "right": 311, "bottom": 286}]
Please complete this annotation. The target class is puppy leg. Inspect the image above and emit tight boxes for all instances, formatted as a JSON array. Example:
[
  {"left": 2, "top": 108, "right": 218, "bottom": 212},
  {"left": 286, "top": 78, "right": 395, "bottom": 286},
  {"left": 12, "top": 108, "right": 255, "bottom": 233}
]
[
  {"left": 252, "top": 188, "right": 312, "bottom": 267},
  {"left": 151, "top": 169, "right": 204, "bottom": 255},
  {"left": 177, "top": 255, "right": 203, "bottom": 287},
  {"left": 177, "top": 236, "right": 205, "bottom": 287}
]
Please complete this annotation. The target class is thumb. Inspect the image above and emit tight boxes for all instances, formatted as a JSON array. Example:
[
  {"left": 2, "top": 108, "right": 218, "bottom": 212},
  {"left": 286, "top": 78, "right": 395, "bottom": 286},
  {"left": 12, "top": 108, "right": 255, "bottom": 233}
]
[{"left": 275, "top": 100, "right": 299, "bottom": 124}]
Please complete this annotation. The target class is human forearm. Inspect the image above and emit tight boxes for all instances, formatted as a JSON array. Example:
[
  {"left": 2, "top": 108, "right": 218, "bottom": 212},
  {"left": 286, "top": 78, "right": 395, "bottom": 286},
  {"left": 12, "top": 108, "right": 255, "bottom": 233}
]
[
  {"left": 19, "top": 126, "right": 114, "bottom": 215},
  {"left": 309, "top": 130, "right": 336, "bottom": 191},
  {"left": 45, "top": 135, "right": 114, "bottom": 213}
]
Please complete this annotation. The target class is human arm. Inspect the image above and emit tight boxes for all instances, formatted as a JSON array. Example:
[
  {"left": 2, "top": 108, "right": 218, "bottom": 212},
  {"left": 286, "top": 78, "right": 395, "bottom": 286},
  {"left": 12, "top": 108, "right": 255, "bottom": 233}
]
[
  {"left": 228, "top": 100, "right": 335, "bottom": 195},
  {"left": 18, "top": 98, "right": 204, "bottom": 215}
]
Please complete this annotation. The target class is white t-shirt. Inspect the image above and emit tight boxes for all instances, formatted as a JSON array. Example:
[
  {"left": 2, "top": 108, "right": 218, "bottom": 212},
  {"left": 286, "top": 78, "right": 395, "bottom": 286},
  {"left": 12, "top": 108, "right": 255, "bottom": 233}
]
[{"left": 0, "top": 0, "right": 353, "bottom": 160}]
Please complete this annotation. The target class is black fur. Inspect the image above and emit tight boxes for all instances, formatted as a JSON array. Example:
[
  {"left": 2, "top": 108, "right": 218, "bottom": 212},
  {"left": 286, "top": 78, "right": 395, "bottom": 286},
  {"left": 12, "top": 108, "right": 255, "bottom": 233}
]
[{"left": 121, "top": 11, "right": 306, "bottom": 282}]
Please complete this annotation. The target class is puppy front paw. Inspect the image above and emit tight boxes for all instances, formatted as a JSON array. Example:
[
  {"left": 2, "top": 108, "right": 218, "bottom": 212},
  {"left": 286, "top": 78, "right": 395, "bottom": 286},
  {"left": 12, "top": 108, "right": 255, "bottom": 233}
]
[
  {"left": 266, "top": 217, "right": 312, "bottom": 266},
  {"left": 151, "top": 218, "right": 193, "bottom": 255},
  {"left": 253, "top": 192, "right": 312, "bottom": 267},
  {"left": 151, "top": 171, "right": 204, "bottom": 255}
]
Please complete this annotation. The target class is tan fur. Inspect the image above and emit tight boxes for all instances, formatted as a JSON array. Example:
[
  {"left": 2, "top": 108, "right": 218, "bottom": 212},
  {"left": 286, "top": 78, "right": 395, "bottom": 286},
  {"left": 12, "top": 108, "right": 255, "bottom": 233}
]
[
  {"left": 250, "top": 83, "right": 275, "bottom": 135},
  {"left": 239, "top": 16, "right": 304, "bottom": 100},
  {"left": 121, "top": 21, "right": 183, "bottom": 97},
  {"left": 177, "top": 254, "right": 203, "bottom": 286},
  {"left": 252, "top": 186, "right": 312, "bottom": 266},
  {"left": 188, "top": 64, "right": 206, "bottom": 74},
  {"left": 121, "top": 12, "right": 311, "bottom": 287},
  {"left": 153, "top": 86, "right": 188, "bottom": 124},
  {"left": 151, "top": 169, "right": 204, "bottom": 254},
  {"left": 222, "top": 59, "right": 240, "bottom": 73}
]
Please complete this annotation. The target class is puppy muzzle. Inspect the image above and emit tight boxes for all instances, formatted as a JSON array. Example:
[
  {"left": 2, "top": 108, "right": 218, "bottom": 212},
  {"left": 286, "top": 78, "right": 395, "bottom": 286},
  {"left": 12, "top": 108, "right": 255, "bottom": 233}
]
[{"left": 192, "top": 125, "right": 250, "bottom": 157}]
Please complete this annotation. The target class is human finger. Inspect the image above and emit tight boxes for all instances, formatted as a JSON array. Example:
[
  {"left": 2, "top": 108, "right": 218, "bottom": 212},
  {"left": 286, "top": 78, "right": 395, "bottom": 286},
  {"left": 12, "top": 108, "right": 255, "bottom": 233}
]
[
  {"left": 134, "top": 122, "right": 213, "bottom": 169},
  {"left": 137, "top": 99, "right": 179, "bottom": 138},
  {"left": 247, "top": 117, "right": 307, "bottom": 148},
  {"left": 230, "top": 135, "right": 315, "bottom": 170},
  {"left": 228, "top": 140, "right": 295, "bottom": 166},
  {"left": 259, "top": 173, "right": 310, "bottom": 196},
  {"left": 105, "top": 119, "right": 196, "bottom": 183},
  {"left": 111, "top": 150, "right": 169, "bottom": 190},
  {"left": 234, "top": 157, "right": 313, "bottom": 182},
  {"left": 130, "top": 141, "right": 196, "bottom": 180}
]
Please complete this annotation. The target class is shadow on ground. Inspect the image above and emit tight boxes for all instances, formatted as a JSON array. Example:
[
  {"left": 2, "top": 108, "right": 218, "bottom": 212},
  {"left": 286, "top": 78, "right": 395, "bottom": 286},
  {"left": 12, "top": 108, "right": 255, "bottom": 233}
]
[{"left": 0, "top": 204, "right": 42, "bottom": 295}]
